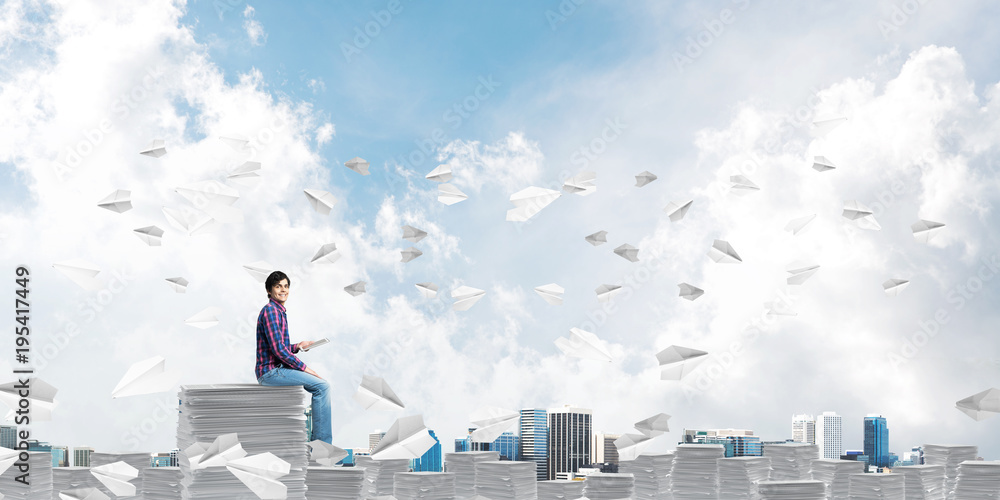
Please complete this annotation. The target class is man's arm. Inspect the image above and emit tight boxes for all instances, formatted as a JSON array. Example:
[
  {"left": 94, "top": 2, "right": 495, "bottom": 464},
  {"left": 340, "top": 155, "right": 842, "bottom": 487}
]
[{"left": 262, "top": 306, "right": 308, "bottom": 371}]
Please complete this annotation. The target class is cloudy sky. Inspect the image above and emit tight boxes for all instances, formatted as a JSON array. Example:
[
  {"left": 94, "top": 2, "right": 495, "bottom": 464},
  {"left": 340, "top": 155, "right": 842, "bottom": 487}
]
[{"left": 2, "top": 0, "right": 999, "bottom": 460}]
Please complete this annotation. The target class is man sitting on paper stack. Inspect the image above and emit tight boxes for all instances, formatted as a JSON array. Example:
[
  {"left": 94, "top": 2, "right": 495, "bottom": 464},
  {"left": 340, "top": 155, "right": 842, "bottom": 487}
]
[{"left": 255, "top": 270, "right": 332, "bottom": 443}]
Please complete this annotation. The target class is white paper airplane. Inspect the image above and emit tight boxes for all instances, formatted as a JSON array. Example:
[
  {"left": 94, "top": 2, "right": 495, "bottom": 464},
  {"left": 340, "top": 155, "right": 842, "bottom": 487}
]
[
  {"left": 0, "top": 378, "right": 57, "bottom": 421},
  {"left": 426, "top": 164, "right": 453, "bottom": 183},
  {"left": 656, "top": 345, "right": 708, "bottom": 380},
  {"left": 452, "top": 285, "right": 486, "bottom": 311},
  {"left": 111, "top": 356, "right": 179, "bottom": 398},
  {"left": 402, "top": 225, "right": 428, "bottom": 243},
  {"left": 97, "top": 190, "right": 132, "bottom": 213},
  {"left": 469, "top": 407, "right": 520, "bottom": 443},
  {"left": 228, "top": 161, "right": 262, "bottom": 183},
  {"left": 345, "top": 157, "right": 370, "bottom": 176},
  {"left": 614, "top": 433, "right": 654, "bottom": 462},
  {"left": 663, "top": 200, "right": 693, "bottom": 222},
  {"left": 882, "top": 278, "right": 909, "bottom": 296},
  {"left": 91, "top": 461, "right": 139, "bottom": 496},
  {"left": 242, "top": 261, "right": 273, "bottom": 283},
  {"left": 595, "top": 284, "right": 622, "bottom": 302},
  {"left": 534, "top": 283, "right": 564, "bottom": 306},
  {"left": 133, "top": 225, "right": 164, "bottom": 246},
  {"left": 555, "top": 328, "right": 613, "bottom": 362},
  {"left": 401, "top": 247, "right": 423, "bottom": 263},
  {"left": 614, "top": 244, "right": 640, "bottom": 262},
  {"left": 185, "top": 306, "right": 222, "bottom": 329},
  {"left": 708, "top": 239, "right": 742, "bottom": 263},
  {"left": 220, "top": 135, "right": 250, "bottom": 151},
  {"left": 635, "top": 171, "right": 658, "bottom": 187},
  {"left": 344, "top": 281, "right": 367, "bottom": 297},
  {"left": 811, "top": 116, "right": 847, "bottom": 137},
  {"left": 955, "top": 388, "right": 1000, "bottom": 421},
  {"left": 677, "top": 283, "right": 704, "bottom": 301},
  {"left": 165, "top": 277, "right": 189, "bottom": 293},
  {"left": 842, "top": 200, "right": 881, "bottom": 230},
  {"left": 438, "top": 184, "right": 468, "bottom": 205},
  {"left": 304, "top": 189, "right": 337, "bottom": 215},
  {"left": 59, "top": 487, "right": 110, "bottom": 500},
  {"left": 308, "top": 440, "right": 349, "bottom": 466},
  {"left": 784, "top": 214, "right": 817, "bottom": 235},
  {"left": 786, "top": 263, "right": 820, "bottom": 285},
  {"left": 53, "top": 259, "right": 103, "bottom": 291},
  {"left": 729, "top": 175, "right": 760, "bottom": 194},
  {"left": 190, "top": 433, "right": 247, "bottom": 469},
  {"left": 812, "top": 156, "right": 836, "bottom": 172},
  {"left": 0, "top": 447, "right": 19, "bottom": 476},
  {"left": 506, "top": 186, "right": 561, "bottom": 222},
  {"left": 765, "top": 299, "right": 797, "bottom": 317},
  {"left": 227, "top": 452, "right": 290, "bottom": 500},
  {"left": 911, "top": 219, "right": 945, "bottom": 243},
  {"left": 353, "top": 375, "right": 405, "bottom": 411},
  {"left": 585, "top": 230, "right": 608, "bottom": 246},
  {"left": 634, "top": 413, "right": 671, "bottom": 436},
  {"left": 563, "top": 171, "right": 596, "bottom": 196},
  {"left": 415, "top": 282, "right": 438, "bottom": 299},
  {"left": 371, "top": 415, "right": 438, "bottom": 460},
  {"left": 139, "top": 139, "right": 166, "bottom": 158},
  {"left": 311, "top": 243, "right": 341, "bottom": 264}
]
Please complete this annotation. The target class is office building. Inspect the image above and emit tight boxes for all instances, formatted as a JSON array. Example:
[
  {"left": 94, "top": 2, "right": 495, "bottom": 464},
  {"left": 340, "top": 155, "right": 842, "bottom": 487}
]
[
  {"left": 369, "top": 431, "right": 386, "bottom": 452},
  {"left": 0, "top": 425, "right": 16, "bottom": 449},
  {"left": 591, "top": 433, "right": 620, "bottom": 465},
  {"left": 841, "top": 451, "right": 870, "bottom": 473},
  {"left": 682, "top": 429, "right": 761, "bottom": 457},
  {"left": 51, "top": 446, "right": 69, "bottom": 467},
  {"left": 547, "top": 405, "right": 592, "bottom": 480},
  {"left": 455, "top": 429, "right": 520, "bottom": 461},
  {"left": 411, "top": 430, "right": 442, "bottom": 472},
  {"left": 170, "top": 448, "right": 180, "bottom": 467},
  {"left": 815, "top": 412, "right": 843, "bottom": 459},
  {"left": 152, "top": 453, "right": 172, "bottom": 467},
  {"left": 863, "top": 415, "right": 889, "bottom": 468},
  {"left": 520, "top": 408, "right": 548, "bottom": 481},
  {"left": 791, "top": 414, "right": 815, "bottom": 444},
  {"left": 74, "top": 447, "right": 94, "bottom": 467},
  {"left": 903, "top": 446, "right": 924, "bottom": 466}
]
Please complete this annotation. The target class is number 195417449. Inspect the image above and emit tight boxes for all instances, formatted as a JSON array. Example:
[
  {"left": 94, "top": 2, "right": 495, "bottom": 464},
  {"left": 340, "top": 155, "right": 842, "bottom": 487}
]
[{"left": 15, "top": 266, "right": 30, "bottom": 365}]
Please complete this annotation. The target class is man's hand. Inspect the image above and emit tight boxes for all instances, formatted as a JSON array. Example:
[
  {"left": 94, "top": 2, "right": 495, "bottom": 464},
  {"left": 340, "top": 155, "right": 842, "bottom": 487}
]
[
  {"left": 298, "top": 340, "right": 314, "bottom": 351},
  {"left": 304, "top": 366, "right": 323, "bottom": 379}
]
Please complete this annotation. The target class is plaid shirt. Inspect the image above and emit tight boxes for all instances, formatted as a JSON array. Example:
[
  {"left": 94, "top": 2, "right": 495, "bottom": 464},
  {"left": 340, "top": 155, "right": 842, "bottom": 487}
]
[{"left": 255, "top": 298, "right": 306, "bottom": 379}]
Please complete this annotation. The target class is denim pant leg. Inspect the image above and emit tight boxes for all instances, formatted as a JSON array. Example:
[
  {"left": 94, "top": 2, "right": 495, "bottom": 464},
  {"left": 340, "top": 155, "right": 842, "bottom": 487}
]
[{"left": 258, "top": 367, "right": 333, "bottom": 444}]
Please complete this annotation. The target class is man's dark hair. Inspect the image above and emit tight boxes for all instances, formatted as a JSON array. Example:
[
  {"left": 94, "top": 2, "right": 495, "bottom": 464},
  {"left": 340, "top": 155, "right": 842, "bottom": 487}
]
[{"left": 265, "top": 271, "right": 290, "bottom": 294}]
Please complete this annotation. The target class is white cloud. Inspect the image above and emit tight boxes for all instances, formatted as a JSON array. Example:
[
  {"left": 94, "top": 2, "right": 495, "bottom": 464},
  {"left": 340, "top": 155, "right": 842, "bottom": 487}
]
[
  {"left": 315, "top": 122, "right": 334, "bottom": 146},
  {"left": 439, "top": 131, "right": 545, "bottom": 194},
  {"left": 242, "top": 5, "right": 266, "bottom": 47}
]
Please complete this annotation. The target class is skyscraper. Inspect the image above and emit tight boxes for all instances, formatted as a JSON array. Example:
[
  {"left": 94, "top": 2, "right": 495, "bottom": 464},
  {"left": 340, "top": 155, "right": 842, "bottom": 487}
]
[
  {"left": 51, "top": 446, "right": 69, "bottom": 467},
  {"left": 369, "top": 431, "right": 386, "bottom": 452},
  {"left": 0, "top": 426, "right": 16, "bottom": 449},
  {"left": 455, "top": 429, "right": 520, "bottom": 461},
  {"left": 815, "top": 411, "right": 843, "bottom": 459},
  {"left": 547, "top": 405, "right": 592, "bottom": 480},
  {"left": 591, "top": 433, "right": 620, "bottom": 465},
  {"left": 791, "top": 414, "right": 815, "bottom": 444},
  {"left": 520, "top": 408, "right": 548, "bottom": 481},
  {"left": 863, "top": 414, "right": 889, "bottom": 468},
  {"left": 73, "top": 447, "right": 94, "bottom": 467},
  {"left": 411, "top": 430, "right": 442, "bottom": 472}
]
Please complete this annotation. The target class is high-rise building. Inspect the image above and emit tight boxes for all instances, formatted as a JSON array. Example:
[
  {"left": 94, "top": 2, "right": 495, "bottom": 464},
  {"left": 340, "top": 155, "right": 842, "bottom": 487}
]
[
  {"left": 863, "top": 415, "right": 890, "bottom": 468},
  {"left": 73, "top": 447, "right": 94, "bottom": 467},
  {"left": 411, "top": 430, "right": 442, "bottom": 472},
  {"left": 547, "top": 406, "right": 592, "bottom": 480},
  {"left": 520, "top": 408, "right": 548, "bottom": 481},
  {"left": 369, "top": 431, "right": 386, "bottom": 452},
  {"left": 591, "top": 433, "right": 620, "bottom": 465},
  {"left": 0, "top": 426, "right": 16, "bottom": 449},
  {"left": 815, "top": 412, "right": 843, "bottom": 459},
  {"left": 454, "top": 429, "right": 520, "bottom": 461},
  {"left": 791, "top": 414, "right": 816, "bottom": 444},
  {"left": 51, "top": 446, "right": 69, "bottom": 467},
  {"left": 841, "top": 451, "right": 870, "bottom": 473},
  {"left": 151, "top": 453, "right": 172, "bottom": 467},
  {"left": 170, "top": 448, "right": 180, "bottom": 467}
]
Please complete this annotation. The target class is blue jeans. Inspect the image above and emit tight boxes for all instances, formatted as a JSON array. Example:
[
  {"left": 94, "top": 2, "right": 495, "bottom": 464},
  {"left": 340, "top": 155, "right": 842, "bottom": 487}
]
[{"left": 258, "top": 367, "right": 332, "bottom": 444}]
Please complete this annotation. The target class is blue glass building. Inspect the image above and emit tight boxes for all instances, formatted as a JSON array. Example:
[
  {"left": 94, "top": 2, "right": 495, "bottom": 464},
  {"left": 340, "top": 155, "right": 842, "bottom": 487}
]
[
  {"left": 454, "top": 429, "right": 520, "bottom": 461},
  {"left": 151, "top": 455, "right": 172, "bottom": 467},
  {"left": 411, "top": 430, "right": 442, "bottom": 472},
  {"left": 863, "top": 415, "right": 890, "bottom": 468},
  {"left": 520, "top": 409, "right": 548, "bottom": 481}
]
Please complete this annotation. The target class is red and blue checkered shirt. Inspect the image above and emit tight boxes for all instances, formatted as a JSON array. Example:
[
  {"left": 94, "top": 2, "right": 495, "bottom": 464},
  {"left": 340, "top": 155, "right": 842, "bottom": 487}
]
[{"left": 255, "top": 298, "right": 307, "bottom": 379}]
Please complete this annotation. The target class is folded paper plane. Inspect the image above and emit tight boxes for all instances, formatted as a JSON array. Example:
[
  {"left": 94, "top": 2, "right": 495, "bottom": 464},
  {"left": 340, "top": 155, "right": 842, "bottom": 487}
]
[
  {"left": 304, "top": 189, "right": 337, "bottom": 215},
  {"left": 53, "top": 259, "right": 103, "bottom": 291},
  {"left": 111, "top": 356, "right": 178, "bottom": 398},
  {"left": 784, "top": 214, "right": 817, "bottom": 235},
  {"left": 311, "top": 243, "right": 341, "bottom": 264},
  {"left": 227, "top": 452, "right": 290, "bottom": 499},
  {"left": 0, "top": 377, "right": 57, "bottom": 421},
  {"left": 469, "top": 407, "right": 520, "bottom": 443},
  {"left": 585, "top": 230, "right": 608, "bottom": 246},
  {"left": 595, "top": 284, "right": 622, "bottom": 302},
  {"left": 635, "top": 171, "right": 658, "bottom": 187},
  {"left": 882, "top": 278, "right": 909, "bottom": 296},
  {"left": 185, "top": 306, "right": 222, "bottom": 329},
  {"left": 426, "top": 164, "right": 453, "bottom": 183},
  {"left": 452, "top": 285, "right": 485, "bottom": 311},
  {"left": 614, "top": 244, "right": 640, "bottom": 262},
  {"left": 663, "top": 200, "right": 693, "bottom": 222},
  {"left": 506, "top": 186, "right": 561, "bottom": 222},
  {"left": 842, "top": 200, "right": 881, "bottom": 230},
  {"left": 786, "top": 263, "right": 820, "bottom": 286},
  {"left": 812, "top": 156, "right": 836, "bottom": 172},
  {"left": 165, "top": 277, "right": 189, "bottom": 293},
  {"left": 956, "top": 388, "right": 1000, "bottom": 421},
  {"left": 438, "top": 184, "right": 468, "bottom": 205},
  {"left": 563, "top": 171, "right": 596, "bottom": 196},
  {"left": 353, "top": 375, "right": 405, "bottom": 411},
  {"left": 656, "top": 345, "right": 708, "bottom": 380},
  {"left": 371, "top": 415, "right": 437, "bottom": 460},
  {"left": 401, "top": 247, "right": 423, "bottom": 263},
  {"left": 402, "top": 225, "right": 428, "bottom": 243},
  {"left": 91, "top": 461, "right": 139, "bottom": 497},
  {"left": 344, "top": 281, "right": 367, "bottom": 297},
  {"left": 614, "top": 433, "right": 654, "bottom": 462},
  {"left": 243, "top": 261, "right": 273, "bottom": 283},
  {"left": 634, "top": 413, "right": 671, "bottom": 436},
  {"left": 708, "top": 239, "right": 742, "bottom": 263},
  {"left": 139, "top": 139, "right": 166, "bottom": 158},
  {"left": 309, "top": 440, "right": 349, "bottom": 466},
  {"left": 911, "top": 219, "right": 945, "bottom": 243},
  {"left": 677, "top": 283, "right": 704, "bottom": 301},
  {"left": 345, "top": 157, "right": 370, "bottom": 176},
  {"left": 133, "top": 225, "right": 164, "bottom": 246},
  {"left": 534, "top": 283, "right": 564, "bottom": 306},
  {"left": 415, "top": 282, "right": 438, "bottom": 299},
  {"left": 97, "top": 190, "right": 132, "bottom": 213}
]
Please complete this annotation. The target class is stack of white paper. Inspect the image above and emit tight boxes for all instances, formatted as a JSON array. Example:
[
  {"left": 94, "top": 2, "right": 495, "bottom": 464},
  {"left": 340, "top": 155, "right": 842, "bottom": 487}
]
[
  {"left": 583, "top": 472, "right": 634, "bottom": 500},
  {"left": 953, "top": 461, "right": 1000, "bottom": 499},
  {"left": 537, "top": 480, "right": 585, "bottom": 500},
  {"left": 393, "top": 472, "right": 457, "bottom": 500},
  {"left": 923, "top": 444, "right": 978, "bottom": 498},
  {"left": 475, "top": 461, "right": 537, "bottom": 500},
  {"left": 671, "top": 444, "right": 724, "bottom": 499},
  {"left": 763, "top": 443, "right": 818, "bottom": 480},
  {"left": 53, "top": 467, "right": 104, "bottom": 497},
  {"left": 444, "top": 451, "right": 499, "bottom": 499},
  {"left": 847, "top": 473, "right": 904, "bottom": 500},
  {"left": 618, "top": 453, "right": 673, "bottom": 500},
  {"left": 0, "top": 451, "right": 52, "bottom": 499},
  {"left": 718, "top": 456, "right": 771, "bottom": 500},
  {"left": 757, "top": 480, "right": 826, "bottom": 499},
  {"left": 894, "top": 465, "right": 946, "bottom": 500},
  {"left": 140, "top": 466, "right": 182, "bottom": 500},
  {"left": 304, "top": 466, "right": 366, "bottom": 500},
  {"left": 176, "top": 384, "right": 308, "bottom": 499},
  {"left": 354, "top": 456, "right": 409, "bottom": 498},
  {"left": 809, "top": 458, "right": 863, "bottom": 500}
]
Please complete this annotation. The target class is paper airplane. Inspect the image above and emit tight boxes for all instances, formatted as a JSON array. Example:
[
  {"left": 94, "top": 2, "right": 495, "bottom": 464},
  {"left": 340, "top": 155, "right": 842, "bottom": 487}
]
[
  {"left": 842, "top": 200, "right": 881, "bottom": 230},
  {"left": 911, "top": 219, "right": 945, "bottom": 243},
  {"left": 533, "top": 283, "right": 564, "bottom": 306},
  {"left": 614, "top": 433, "right": 655, "bottom": 462},
  {"left": 882, "top": 278, "right": 910, "bottom": 296},
  {"left": 812, "top": 156, "right": 836, "bottom": 172},
  {"left": 220, "top": 135, "right": 250, "bottom": 151},
  {"left": 506, "top": 186, "right": 561, "bottom": 222},
  {"left": 401, "top": 247, "right": 423, "bottom": 263},
  {"left": 426, "top": 164, "right": 453, "bottom": 183},
  {"left": 133, "top": 225, "right": 164, "bottom": 246},
  {"left": 708, "top": 239, "right": 742, "bottom": 263},
  {"left": 634, "top": 413, "right": 671, "bottom": 436},
  {"left": 228, "top": 161, "right": 262, "bottom": 183},
  {"left": 0, "top": 378, "right": 57, "bottom": 421},
  {"left": 677, "top": 283, "right": 704, "bottom": 301},
  {"left": 176, "top": 180, "right": 243, "bottom": 224},
  {"left": 585, "top": 230, "right": 608, "bottom": 246},
  {"left": 656, "top": 345, "right": 708, "bottom": 380},
  {"left": 345, "top": 156, "right": 370, "bottom": 176},
  {"left": 955, "top": 388, "right": 1000, "bottom": 421},
  {"left": 729, "top": 175, "right": 760, "bottom": 194},
  {"left": 311, "top": 243, "right": 341, "bottom": 264},
  {"left": 469, "top": 407, "right": 520, "bottom": 443},
  {"left": 91, "top": 461, "right": 139, "bottom": 496},
  {"left": 786, "top": 263, "right": 820, "bottom": 285},
  {"left": 563, "top": 171, "right": 596, "bottom": 196},
  {"left": 765, "top": 299, "right": 797, "bottom": 317},
  {"left": 304, "top": 189, "right": 337, "bottom": 215},
  {"left": 371, "top": 414, "right": 438, "bottom": 460},
  {"left": 189, "top": 433, "right": 247, "bottom": 469},
  {"left": 139, "top": 139, "right": 166, "bottom": 158},
  {"left": 614, "top": 244, "right": 640, "bottom": 262},
  {"left": 97, "top": 190, "right": 132, "bottom": 213},
  {"left": 53, "top": 259, "right": 103, "bottom": 291},
  {"left": 353, "top": 375, "right": 405, "bottom": 411},
  {"left": 0, "top": 447, "right": 19, "bottom": 476},
  {"left": 811, "top": 116, "right": 847, "bottom": 137},
  {"left": 635, "top": 171, "right": 658, "bottom": 187},
  {"left": 663, "top": 200, "right": 693, "bottom": 222},
  {"left": 161, "top": 206, "right": 217, "bottom": 235},
  {"left": 595, "top": 284, "right": 622, "bottom": 302},
  {"left": 185, "top": 306, "right": 222, "bottom": 329},
  {"left": 243, "top": 261, "right": 273, "bottom": 283},
  {"left": 555, "top": 328, "right": 613, "bottom": 362},
  {"left": 415, "top": 282, "right": 438, "bottom": 299},
  {"left": 111, "top": 356, "right": 178, "bottom": 398},
  {"left": 402, "top": 225, "right": 428, "bottom": 243},
  {"left": 165, "top": 277, "right": 189, "bottom": 293},
  {"left": 309, "top": 440, "right": 349, "bottom": 466},
  {"left": 438, "top": 184, "right": 468, "bottom": 205},
  {"left": 784, "top": 214, "right": 817, "bottom": 235},
  {"left": 452, "top": 285, "right": 486, "bottom": 311},
  {"left": 344, "top": 281, "right": 367, "bottom": 297},
  {"left": 59, "top": 487, "right": 110, "bottom": 500},
  {"left": 227, "top": 452, "right": 290, "bottom": 500}
]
